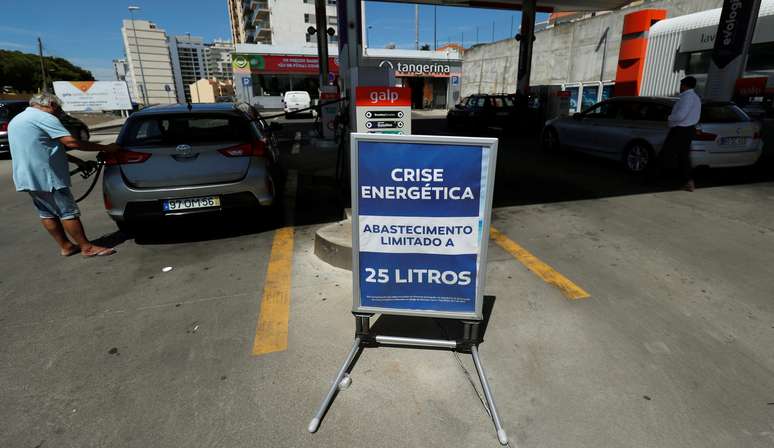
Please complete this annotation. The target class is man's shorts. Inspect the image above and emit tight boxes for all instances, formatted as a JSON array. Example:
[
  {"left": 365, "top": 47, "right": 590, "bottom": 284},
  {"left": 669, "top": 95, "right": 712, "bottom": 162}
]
[{"left": 28, "top": 188, "right": 81, "bottom": 220}]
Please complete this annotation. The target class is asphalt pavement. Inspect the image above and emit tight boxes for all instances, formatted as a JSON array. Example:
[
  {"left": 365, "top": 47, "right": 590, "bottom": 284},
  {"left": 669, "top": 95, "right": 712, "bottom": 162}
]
[{"left": 1, "top": 117, "right": 774, "bottom": 447}]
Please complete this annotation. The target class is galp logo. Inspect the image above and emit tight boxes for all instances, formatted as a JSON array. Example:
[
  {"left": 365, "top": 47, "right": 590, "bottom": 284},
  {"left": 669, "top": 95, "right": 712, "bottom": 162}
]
[{"left": 369, "top": 89, "right": 399, "bottom": 104}]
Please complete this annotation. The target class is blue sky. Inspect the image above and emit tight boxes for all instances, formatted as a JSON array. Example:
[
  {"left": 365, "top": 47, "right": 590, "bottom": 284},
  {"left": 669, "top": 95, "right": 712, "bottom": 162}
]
[{"left": 0, "top": 1, "right": 546, "bottom": 80}]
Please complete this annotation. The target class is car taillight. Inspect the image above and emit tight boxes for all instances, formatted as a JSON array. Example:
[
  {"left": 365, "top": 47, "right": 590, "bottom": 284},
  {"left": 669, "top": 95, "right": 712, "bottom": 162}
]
[
  {"left": 0, "top": 122, "right": 7, "bottom": 132},
  {"left": 694, "top": 127, "right": 717, "bottom": 141},
  {"left": 102, "top": 150, "right": 152, "bottom": 165},
  {"left": 218, "top": 140, "right": 266, "bottom": 157}
]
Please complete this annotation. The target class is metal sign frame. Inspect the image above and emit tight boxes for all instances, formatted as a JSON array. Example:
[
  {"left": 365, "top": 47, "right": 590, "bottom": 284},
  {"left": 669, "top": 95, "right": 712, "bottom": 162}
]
[{"left": 350, "top": 132, "right": 498, "bottom": 321}]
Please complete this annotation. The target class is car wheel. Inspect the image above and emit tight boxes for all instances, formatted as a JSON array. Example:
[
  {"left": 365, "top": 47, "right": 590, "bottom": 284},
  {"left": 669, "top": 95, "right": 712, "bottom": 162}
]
[
  {"left": 541, "top": 127, "right": 560, "bottom": 152},
  {"left": 623, "top": 142, "right": 654, "bottom": 173},
  {"left": 79, "top": 128, "right": 90, "bottom": 142}
]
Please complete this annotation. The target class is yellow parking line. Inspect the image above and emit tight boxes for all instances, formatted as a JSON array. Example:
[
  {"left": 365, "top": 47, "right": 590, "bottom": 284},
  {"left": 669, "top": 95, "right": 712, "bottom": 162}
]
[
  {"left": 252, "top": 227, "right": 295, "bottom": 356},
  {"left": 490, "top": 227, "right": 590, "bottom": 300}
]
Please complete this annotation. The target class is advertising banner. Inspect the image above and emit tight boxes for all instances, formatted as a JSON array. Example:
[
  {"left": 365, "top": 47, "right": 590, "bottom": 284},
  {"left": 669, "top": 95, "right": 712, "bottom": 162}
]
[
  {"left": 52, "top": 81, "right": 132, "bottom": 112},
  {"left": 232, "top": 54, "right": 340, "bottom": 75},
  {"left": 351, "top": 133, "right": 498, "bottom": 319}
]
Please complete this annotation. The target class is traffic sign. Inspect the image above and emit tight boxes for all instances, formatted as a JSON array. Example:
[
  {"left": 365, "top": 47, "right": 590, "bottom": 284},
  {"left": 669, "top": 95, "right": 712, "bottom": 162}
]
[
  {"left": 164, "top": 84, "right": 171, "bottom": 92},
  {"left": 350, "top": 133, "right": 498, "bottom": 319}
]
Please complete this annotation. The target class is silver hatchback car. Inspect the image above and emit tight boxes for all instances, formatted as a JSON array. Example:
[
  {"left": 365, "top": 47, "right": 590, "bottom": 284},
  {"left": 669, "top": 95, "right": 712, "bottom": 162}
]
[
  {"left": 103, "top": 103, "right": 281, "bottom": 231},
  {"left": 542, "top": 96, "right": 763, "bottom": 173}
]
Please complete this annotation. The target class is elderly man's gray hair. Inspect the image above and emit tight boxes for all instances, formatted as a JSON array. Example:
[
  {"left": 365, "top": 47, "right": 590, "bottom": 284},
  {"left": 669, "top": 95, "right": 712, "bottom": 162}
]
[{"left": 29, "top": 92, "right": 63, "bottom": 107}]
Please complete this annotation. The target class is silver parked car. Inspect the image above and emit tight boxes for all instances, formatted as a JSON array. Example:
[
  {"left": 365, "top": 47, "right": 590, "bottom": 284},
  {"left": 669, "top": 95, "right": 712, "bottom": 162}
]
[
  {"left": 103, "top": 103, "right": 282, "bottom": 232},
  {"left": 542, "top": 96, "right": 763, "bottom": 173}
]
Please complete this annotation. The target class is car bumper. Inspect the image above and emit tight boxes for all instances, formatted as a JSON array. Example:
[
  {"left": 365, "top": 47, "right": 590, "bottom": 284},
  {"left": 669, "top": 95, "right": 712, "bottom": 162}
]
[
  {"left": 691, "top": 145, "right": 763, "bottom": 168},
  {"left": 102, "top": 161, "right": 275, "bottom": 222}
]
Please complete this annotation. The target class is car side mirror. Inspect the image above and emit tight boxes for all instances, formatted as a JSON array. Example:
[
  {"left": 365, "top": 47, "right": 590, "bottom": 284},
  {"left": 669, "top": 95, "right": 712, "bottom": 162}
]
[{"left": 269, "top": 121, "right": 283, "bottom": 132}]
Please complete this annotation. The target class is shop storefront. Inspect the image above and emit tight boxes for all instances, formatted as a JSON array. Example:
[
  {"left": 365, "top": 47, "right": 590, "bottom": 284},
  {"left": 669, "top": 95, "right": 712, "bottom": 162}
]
[
  {"left": 233, "top": 45, "right": 462, "bottom": 110},
  {"left": 232, "top": 49, "right": 339, "bottom": 109},
  {"left": 361, "top": 49, "right": 463, "bottom": 110}
]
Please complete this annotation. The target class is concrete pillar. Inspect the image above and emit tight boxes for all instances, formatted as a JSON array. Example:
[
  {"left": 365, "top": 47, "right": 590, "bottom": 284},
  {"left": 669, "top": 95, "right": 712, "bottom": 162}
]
[
  {"left": 704, "top": 0, "right": 763, "bottom": 101},
  {"left": 516, "top": 0, "right": 536, "bottom": 95}
]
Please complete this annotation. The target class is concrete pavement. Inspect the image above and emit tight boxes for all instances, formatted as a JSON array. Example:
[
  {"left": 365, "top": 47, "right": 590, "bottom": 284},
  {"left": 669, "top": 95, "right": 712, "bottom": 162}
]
[{"left": 1, "top": 124, "right": 774, "bottom": 447}]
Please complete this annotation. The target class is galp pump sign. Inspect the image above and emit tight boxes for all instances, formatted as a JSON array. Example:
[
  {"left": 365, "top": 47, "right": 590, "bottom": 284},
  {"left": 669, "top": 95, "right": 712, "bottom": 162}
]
[
  {"left": 355, "top": 86, "right": 411, "bottom": 135},
  {"left": 350, "top": 133, "right": 498, "bottom": 319}
]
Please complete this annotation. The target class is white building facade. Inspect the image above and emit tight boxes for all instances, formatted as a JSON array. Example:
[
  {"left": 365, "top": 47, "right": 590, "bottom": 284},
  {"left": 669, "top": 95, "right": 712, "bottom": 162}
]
[
  {"left": 121, "top": 19, "right": 178, "bottom": 105},
  {"left": 227, "top": 0, "right": 338, "bottom": 46}
]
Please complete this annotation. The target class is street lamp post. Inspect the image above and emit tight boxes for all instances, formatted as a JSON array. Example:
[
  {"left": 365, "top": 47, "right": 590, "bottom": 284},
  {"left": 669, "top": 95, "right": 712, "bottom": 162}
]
[
  {"left": 367, "top": 25, "right": 373, "bottom": 50},
  {"left": 128, "top": 6, "right": 148, "bottom": 105}
]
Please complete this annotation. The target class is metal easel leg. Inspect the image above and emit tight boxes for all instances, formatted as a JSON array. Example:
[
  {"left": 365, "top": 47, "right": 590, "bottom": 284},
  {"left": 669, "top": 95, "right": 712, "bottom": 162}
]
[
  {"left": 471, "top": 344, "right": 509, "bottom": 445},
  {"left": 307, "top": 336, "right": 362, "bottom": 433}
]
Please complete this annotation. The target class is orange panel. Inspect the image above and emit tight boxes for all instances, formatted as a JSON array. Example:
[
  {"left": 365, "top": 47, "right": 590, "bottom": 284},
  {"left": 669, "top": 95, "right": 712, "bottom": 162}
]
[
  {"left": 622, "top": 9, "right": 667, "bottom": 35},
  {"left": 618, "top": 37, "right": 648, "bottom": 61},
  {"left": 614, "top": 9, "right": 667, "bottom": 96}
]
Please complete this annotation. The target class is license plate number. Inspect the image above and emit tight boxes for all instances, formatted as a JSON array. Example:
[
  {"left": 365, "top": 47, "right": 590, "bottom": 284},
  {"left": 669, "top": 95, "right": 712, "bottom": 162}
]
[
  {"left": 163, "top": 196, "right": 220, "bottom": 211},
  {"left": 720, "top": 137, "right": 748, "bottom": 145}
]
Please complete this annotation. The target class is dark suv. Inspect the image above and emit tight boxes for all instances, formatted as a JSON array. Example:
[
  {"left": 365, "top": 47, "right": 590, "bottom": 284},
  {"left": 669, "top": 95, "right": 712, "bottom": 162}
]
[
  {"left": 0, "top": 100, "right": 90, "bottom": 157},
  {"left": 447, "top": 94, "right": 519, "bottom": 132}
]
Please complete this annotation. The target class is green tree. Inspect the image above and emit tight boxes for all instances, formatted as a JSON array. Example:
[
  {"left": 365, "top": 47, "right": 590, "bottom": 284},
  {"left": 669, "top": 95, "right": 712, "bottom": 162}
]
[{"left": 0, "top": 50, "right": 94, "bottom": 93}]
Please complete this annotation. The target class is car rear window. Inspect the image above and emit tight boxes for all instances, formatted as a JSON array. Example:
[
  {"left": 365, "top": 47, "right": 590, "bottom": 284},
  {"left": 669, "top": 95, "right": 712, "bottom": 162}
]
[
  {"left": 700, "top": 104, "right": 750, "bottom": 123},
  {"left": 123, "top": 114, "right": 253, "bottom": 146}
]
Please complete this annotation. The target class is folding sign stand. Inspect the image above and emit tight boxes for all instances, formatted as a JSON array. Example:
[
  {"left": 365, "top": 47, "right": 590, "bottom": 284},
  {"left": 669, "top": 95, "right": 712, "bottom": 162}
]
[{"left": 307, "top": 312, "right": 509, "bottom": 446}]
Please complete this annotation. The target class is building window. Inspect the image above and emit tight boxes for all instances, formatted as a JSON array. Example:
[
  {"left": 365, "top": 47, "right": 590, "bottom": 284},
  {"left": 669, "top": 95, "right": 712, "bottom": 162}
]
[{"left": 305, "top": 14, "right": 315, "bottom": 23}]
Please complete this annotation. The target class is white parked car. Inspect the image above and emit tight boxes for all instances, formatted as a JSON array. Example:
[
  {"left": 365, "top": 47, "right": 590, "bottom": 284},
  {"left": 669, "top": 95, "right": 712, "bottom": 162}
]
[
  {"left": 542, "top": 96, "right": 763, "bottom": 173},
  {"left": 282, "top": 91, "right": 312, "bottom": 117}
]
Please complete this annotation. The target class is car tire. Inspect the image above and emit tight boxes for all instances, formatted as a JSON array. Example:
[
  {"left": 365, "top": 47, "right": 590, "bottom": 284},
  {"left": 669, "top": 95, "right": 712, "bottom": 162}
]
[
  {"left": 623, "top": 141, "right": 654, "bottom": 173},
  {"left": 541, "top": 127, "right": 560, "bottom": 152},
  {"left": 79, "top": 128, "right": 90, "bottom": 142}
]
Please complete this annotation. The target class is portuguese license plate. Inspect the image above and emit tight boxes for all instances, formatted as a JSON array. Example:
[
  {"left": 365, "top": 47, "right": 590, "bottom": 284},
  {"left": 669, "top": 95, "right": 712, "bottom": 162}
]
[
  {"left": 163, "top": 196, "right": 220, "bottom": 212},
  {"left": 720, "top": 137, "right": 748, "bottom": 145}
]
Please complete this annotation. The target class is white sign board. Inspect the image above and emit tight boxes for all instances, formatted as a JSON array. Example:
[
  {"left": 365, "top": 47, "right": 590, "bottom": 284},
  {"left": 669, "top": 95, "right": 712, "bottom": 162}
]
[
  {"left": 355, "top": 86, "right": 411, "bottom": 135},
  {"left": 53, "top": 81, "right": 133, "bottom": 112}
]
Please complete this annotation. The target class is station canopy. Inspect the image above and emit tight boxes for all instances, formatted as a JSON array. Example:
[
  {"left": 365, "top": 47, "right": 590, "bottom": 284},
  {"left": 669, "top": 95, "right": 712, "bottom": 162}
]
[{"left": 376, "top": 0, "right": 633, "bottom": 12}]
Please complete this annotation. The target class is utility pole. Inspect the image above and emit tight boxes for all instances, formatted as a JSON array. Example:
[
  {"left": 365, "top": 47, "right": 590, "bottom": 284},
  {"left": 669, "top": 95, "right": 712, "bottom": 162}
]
[
  {"left": 314, "top": 0, "right": 330, "bottom": 87},
  {"left": 476, "top": 26, "right": 479, "bottom": 44},
  {"left": 128, "top": 6, "right": 149, "bottom": 105},
  {"left": 511, "top": 15, "right": 514, "bottom": 37},
  {"left": 415, "top": 4, "right": 419, "bottom": 50},
  {"left": 492, "top": 21, "right": 495, "bottom": 41},
  {"left": 37, "top": 37, "right": 48, "bottom": 92}
]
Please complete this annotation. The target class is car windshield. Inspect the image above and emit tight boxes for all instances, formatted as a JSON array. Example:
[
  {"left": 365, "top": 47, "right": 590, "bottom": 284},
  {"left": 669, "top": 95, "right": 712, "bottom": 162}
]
[
  {"left": 701, "top": 104, "right": 750, "bottom": 123},
  {"left": 123, "top": 114, "right": 253, "bottom": 146}
]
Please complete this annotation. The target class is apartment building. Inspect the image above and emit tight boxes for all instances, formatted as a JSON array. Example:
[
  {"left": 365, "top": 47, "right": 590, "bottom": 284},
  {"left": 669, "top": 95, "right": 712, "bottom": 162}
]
[
  {"left": 227, "top": 0, "right": 338, "bottom": 47},
  {"left": 207, "top": 40, "right": 235, "bottom": 83},
  {"left": 121, "top": 19, "right": 178, "bottom": 105},
  {"left": 169, "top": 35, "right": 209, "bottom": 103}
]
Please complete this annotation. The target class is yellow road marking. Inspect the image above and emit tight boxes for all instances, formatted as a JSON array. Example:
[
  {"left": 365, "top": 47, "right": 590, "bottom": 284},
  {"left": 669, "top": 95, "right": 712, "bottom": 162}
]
[
  {"left": 489, "top": 227, "right": 590, "bottom": 300},
  {"left": 252, "top": 227, "right": 295, "bottom": 355}
]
